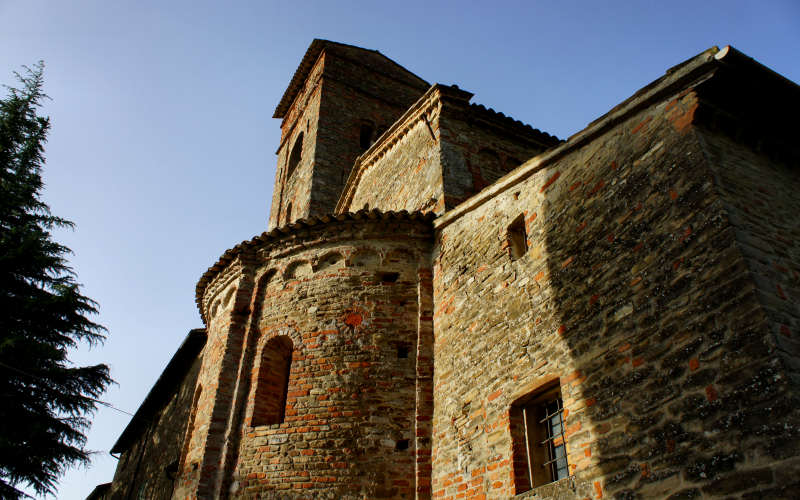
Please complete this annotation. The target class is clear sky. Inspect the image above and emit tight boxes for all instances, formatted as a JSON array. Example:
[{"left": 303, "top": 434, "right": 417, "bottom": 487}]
[{"left": 1, "top": 1, "right": 798, "bottom": 498}]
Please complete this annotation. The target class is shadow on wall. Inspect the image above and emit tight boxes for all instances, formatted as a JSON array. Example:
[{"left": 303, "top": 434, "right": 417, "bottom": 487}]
[{"left": 534, "top": 89, "right": 790, "bottom": 497}]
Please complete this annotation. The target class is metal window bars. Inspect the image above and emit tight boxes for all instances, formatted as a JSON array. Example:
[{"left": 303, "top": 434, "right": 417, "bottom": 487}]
[
  {"left": 521, "top": 395, "right": 570, "bottom": 488},
  {"left": 539, "top": 397, "right": 569, "bottom": 481}
]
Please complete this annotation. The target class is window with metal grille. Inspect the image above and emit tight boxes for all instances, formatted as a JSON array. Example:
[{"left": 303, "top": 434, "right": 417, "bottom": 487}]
[{"left": 510, "top": 383, "right": 569, "bottom": 493}]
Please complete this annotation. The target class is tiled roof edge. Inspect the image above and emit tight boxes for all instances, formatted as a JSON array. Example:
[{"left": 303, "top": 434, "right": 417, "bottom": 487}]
[
  {"left": 434, "top": 46, "right": 723, "bottom": 231},
  {"left": 110, "top": 329, "right": 207, "bottom": 454},
  {"left": 273, "top": 39, "right": 428, "bottom": 119},
  {"left": 468, "top": 102, "right": 562, "bottom": 146}
]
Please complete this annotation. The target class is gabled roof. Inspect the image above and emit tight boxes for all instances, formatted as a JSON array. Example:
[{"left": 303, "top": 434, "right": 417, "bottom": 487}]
[
  {"left": 110, "top": 329, "right": 207, "bottom": 454},
  {"left": 273, "top": 39, "right": 428, "bottom": 119}
]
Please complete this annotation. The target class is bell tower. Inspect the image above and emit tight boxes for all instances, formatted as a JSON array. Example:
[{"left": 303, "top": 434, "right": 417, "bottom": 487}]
[{"left": 268, "top": 40, "right": 429, "bottom": 228}]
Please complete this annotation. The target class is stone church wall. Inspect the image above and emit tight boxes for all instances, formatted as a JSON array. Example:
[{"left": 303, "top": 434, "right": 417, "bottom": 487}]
[
  {"left": 438, "top": 103, "right": 557, "bottom": 210},
  {"left": 344, "top": 87, "right": 557, "bottom": 217},
  {"left": 347, "top": 101, "right": 444, "bottom": 214},
  {"left": 429, "top": 84, "right": 799, "bottom": 498},
  {"left": 97, "top": 43, "right": 800, "bottom": 500},
  {"left": 696, "top": 126, "right": 800, "bottom": 490},
  {"left": 312, "top": 58, "right": 426, "bottom": 217},
  {"left": 106, "top": 356, "right": 202, "bottom": 500}
]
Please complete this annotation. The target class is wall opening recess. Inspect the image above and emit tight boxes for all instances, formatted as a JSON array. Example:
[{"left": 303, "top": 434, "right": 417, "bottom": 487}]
[
  {"left": 510, "top": 382, "right": 569, "bottom": 494},
  {"left": 397, "top": 344, "right": 410, "bottom": 359},
  {"left": 360, "top": 122, "right": 374, "bottom": 151},
  {"left": 378, "top": 271, "right": 400, "bottom": 283},
  {"left": 286, "top": 132, "right": 303, "bottom": 179},
  {"left": 508, "top": 214, "right": 528, "bottom": 260},
  {"left": 251, "top": 336, "right": 293, "bottom": 427}
]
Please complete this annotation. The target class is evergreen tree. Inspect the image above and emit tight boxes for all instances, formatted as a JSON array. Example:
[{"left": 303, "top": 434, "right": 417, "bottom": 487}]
[{"left": 0, "top": 63, "right": 112, "bottom": 498}]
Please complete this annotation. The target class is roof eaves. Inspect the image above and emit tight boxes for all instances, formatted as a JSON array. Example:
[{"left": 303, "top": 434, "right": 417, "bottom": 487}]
[
  {"left": 467, "top": 102, "right": 561, "bottom": 146},
  {"left": 110, "top": 329, "right": 207, "bottom": 454},
  {"left": 273, "top": 39, "right": 428, "bottom": 119},
  {"left": 195, "top": 210, "right": 436, "bottom": 322},
  {"left": 273, "top": 39, "right": 329, "bottom": 119}
]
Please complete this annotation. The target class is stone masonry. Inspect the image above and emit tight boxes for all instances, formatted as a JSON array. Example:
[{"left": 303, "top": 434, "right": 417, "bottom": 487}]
[{"left": 98, "top": 41, "right": 800, "bottom": 499}]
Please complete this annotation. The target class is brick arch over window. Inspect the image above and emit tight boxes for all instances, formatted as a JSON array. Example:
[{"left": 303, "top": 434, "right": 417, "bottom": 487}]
[{"left": 252, "top": 336, "right": 293, "bottom": 427}]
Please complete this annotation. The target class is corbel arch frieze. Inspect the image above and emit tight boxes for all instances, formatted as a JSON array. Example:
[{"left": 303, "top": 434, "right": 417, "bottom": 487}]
[{"left": 202, "top": 255, "right": 257, "bottom": 325}]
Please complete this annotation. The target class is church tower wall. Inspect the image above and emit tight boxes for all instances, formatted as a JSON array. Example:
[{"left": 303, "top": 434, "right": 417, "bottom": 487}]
[
  {"left": 268, "top": 56, "right": 326, "bottom": 229},
  {"left": 268, "top": 41, "right": 429, "bottom": 229}
]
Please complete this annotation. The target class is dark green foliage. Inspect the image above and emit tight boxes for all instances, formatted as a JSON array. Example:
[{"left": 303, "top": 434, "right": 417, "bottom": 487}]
[{"left": 0, "top": 63, "right": 112, "bottom": 498}]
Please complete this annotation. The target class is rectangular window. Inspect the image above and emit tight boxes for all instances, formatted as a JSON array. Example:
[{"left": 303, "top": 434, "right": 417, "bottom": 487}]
[{"left": 511, "top": 384, "right": 569, "bottom": 493}]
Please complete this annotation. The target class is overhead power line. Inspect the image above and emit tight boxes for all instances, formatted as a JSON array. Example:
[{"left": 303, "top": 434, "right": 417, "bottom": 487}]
[{"left": 0, "top": 360, "right": 135, "bottom": 417}]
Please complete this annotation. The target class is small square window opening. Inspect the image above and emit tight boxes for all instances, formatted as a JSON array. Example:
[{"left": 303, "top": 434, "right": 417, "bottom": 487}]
[
  {"left": 378, "top": 271, "right": 400, "bottom": 283},
  {"left": 397, "top": 345, "right": 410, "bottom": 359},
  {"left": 508, "top": 214, "right": 528, "bottom": 260}
]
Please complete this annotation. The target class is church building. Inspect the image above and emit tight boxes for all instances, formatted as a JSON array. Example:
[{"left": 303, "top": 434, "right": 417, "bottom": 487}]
[{"left": 89, "top": 40, "right": 800, "bottom": 499}]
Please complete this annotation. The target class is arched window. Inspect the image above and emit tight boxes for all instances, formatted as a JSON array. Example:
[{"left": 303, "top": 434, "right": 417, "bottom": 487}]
[
  {"left": 359, "top": 122, "right": 374, "bottom": 151},
  {"left": 284, "top": 202, "right": 292, "bottom": 225},
  {"left": 286, "top": 132, "right": 303, "bottom": 179},
  {"left": 252, "top": 336, "right": 293, "bottom": 426},
  {"left": 178, "top": 385, "right": 202, "bottom": 472},
  {"left": 478, "top": 148, "right": 503, "bottom": 182}
]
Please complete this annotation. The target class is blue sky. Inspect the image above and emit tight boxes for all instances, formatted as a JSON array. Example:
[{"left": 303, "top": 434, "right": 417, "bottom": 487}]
[{"left": 1, "top": 1, "right": 798, "bottom": 498}]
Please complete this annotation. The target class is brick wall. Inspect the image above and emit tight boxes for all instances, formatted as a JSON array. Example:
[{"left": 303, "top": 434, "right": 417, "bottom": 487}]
[
  {"left": 347, "top": 91, "right": 444, "bottom": 214},
  {"left": 107, "top": 357, "right": 202, "bottom": 500},
  {"left": 695, "top": 125, "right": 800, "bottom": 495},
  {"left": 438, "top": 101, "right": 558, "bottom": 209},
  {"left": 313, "top": 66, "right": 424, "bottom": 214},
  {"left": 269, "top": 56, "right": 325, "bottom": 228}
]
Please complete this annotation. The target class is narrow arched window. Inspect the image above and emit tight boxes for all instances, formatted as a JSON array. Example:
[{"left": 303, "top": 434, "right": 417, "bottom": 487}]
[
  {"left": 252, "top": 336, "right": 293, "bottom": 426},
  {"left": 287, "top": 132, "right": 303, "bottom": 179},
  {"left": 359, "top": 122, "right": 374, "bottom": 151},
  {"left": 478, "top": 148, "right": 502, "bottom": 182},
  {"left": 284, "top": 202, "right": 292, "bottom": 225}
]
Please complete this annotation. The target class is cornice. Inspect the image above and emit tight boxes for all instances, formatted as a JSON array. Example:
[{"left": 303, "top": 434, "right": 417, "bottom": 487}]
[{"left": 195, "top": 209, "right": 435, "bottom": 323}]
